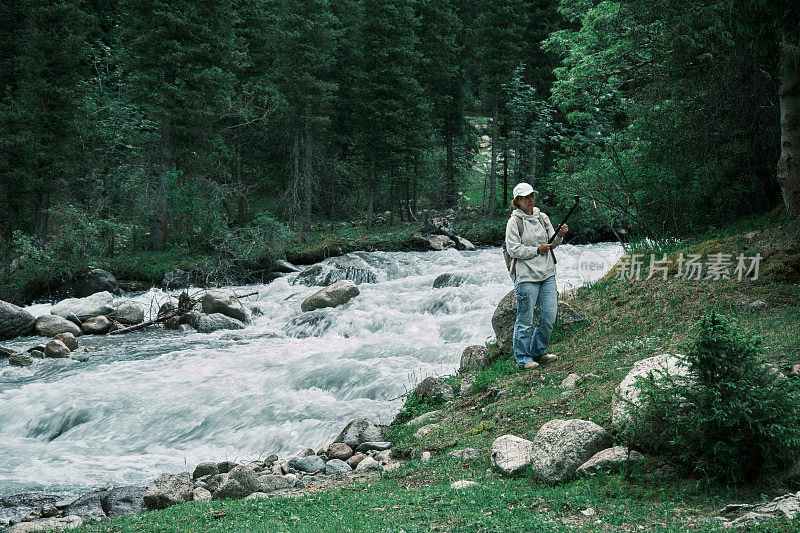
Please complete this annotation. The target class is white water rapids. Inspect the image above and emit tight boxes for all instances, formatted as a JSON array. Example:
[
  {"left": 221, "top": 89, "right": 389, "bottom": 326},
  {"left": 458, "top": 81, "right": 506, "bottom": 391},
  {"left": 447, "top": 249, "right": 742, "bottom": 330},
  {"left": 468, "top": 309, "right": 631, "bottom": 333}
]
[{"left": 0, "top": 244, "right": 622, "bottom": 499}]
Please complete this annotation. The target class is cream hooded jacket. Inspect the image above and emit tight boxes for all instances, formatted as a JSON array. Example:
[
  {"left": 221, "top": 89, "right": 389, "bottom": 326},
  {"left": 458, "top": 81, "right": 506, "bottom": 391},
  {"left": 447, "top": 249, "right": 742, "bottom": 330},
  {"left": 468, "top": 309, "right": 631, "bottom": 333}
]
[{"left": 505, "top": 207, "right": 563, "bottom": 283}]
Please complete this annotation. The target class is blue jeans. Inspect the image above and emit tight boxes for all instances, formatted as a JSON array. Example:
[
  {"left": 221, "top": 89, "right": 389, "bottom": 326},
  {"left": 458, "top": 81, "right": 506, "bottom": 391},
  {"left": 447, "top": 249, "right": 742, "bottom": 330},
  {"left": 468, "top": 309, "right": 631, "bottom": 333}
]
[{"left": 513, "top": 276, "right": 558, "bottom": 367}]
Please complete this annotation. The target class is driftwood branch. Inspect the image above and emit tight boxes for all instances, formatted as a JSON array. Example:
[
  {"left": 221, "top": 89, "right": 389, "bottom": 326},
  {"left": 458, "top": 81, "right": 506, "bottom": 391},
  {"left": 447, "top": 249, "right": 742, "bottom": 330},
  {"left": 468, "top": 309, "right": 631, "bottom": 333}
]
[{"left": 109, "top": 309, "right": 182, "bottom": 335}]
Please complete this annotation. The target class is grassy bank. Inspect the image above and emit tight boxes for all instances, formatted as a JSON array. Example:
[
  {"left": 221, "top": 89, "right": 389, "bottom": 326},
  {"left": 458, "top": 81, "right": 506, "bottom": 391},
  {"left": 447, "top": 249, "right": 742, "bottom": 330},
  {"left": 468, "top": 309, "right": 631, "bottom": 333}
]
[{"left": 67, "top": 215, "right": 800, "bottom": 532}]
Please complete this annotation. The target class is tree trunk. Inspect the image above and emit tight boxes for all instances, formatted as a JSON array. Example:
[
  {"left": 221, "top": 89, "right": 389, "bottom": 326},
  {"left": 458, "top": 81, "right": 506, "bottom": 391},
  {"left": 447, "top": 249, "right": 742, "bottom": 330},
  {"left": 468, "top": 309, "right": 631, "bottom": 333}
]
[
  {"left": 502, "top": 146, "right": 508, "bottom": 208},
  {"left": 488, "top": 105, "right": 498, "bottom": 216},
  {"left": 530, "top": 144, "right": 537, "bottom": 188},
  {"left": 289, "top": 131, "right": 300, "bottom": 231},
  {"left": 302, "top": 131, "right": 313, "bottom": 233},
  {"left": 445, "top": 131, "right": 455, "bottom": 207},
  {"left": 778, "top": 41, "right": 800, "bottom": 221},
  {"left": 151, "top": 84, "right": 175, "bottom": 251},
  {"left": 33, "top": 190, "right": 50, "bottom": 241},
  {"left": 366, "top": 152, "right": 375, "bottom": 228}
]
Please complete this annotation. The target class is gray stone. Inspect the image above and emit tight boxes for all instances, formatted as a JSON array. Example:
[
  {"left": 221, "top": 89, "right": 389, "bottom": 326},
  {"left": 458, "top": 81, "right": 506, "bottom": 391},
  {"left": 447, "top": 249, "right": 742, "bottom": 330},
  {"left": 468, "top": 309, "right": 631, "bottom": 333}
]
[
  {"left": 459, "top": 345, "right": 493, "bottom": 373},
  {"left": 355, "top": 442, "right": 392, "bottom": 453},
  {"left": 143, "top": 472, "right": 193, "bottom": 510},
  {"left": 355, "top": 456, "right": 382, "bottom": 473},
  {"left": 325, "top": 459, "right": 352, "bottom": 475},
  {"left": 0, "top": 345, "right": 15, "bottom": 357},
  {"left": 185, "top": 312, "right": 246, "bottom": 333},
  {"left": 112, "top": 302, "right": 145, "bottom": 325},
  {"left": 404, "top": 410, "right": 441, "bottom": 427},
  {"left": 53, "top": 332, "right": 78, "bottom": 350},
  {"left": 576, "top": 446, "right": 646, "bottom": 477},
  {"left": 409, "top": 233, "right": 455, "bottom": 251},
  {"left": 274, "top": 260, "right": 300, "bottom": 273},
  {"left": 81, "top": 316, "right": 113, "bottom": 335},
  {"left": 217, "top": 461, "right": 238, "bottom": 474},
  {"left": 29, "top": 349, "right": 45, "bottom": 359},
  {"left": 34, "top": 315, "right": 81, "bottom": 337},
  {"left": 66, "top": 489, "right": 109, "bottom": 522},
  {"left": 490, "top": 434, "right": 535, "bottom": 475},
  {"left": 334, "top": 419, "right": 382, "bottom": 449},
  {"left": 611, "top": 354, "right": 691, "bottom": 439},
  {"left": 6, "top": 516, "right": 82, "bottom": 532},
  {"left": 347, "top": 454, "right": 366, "bottom": 469},
  {"left": 74, "top": 269, "right": 118, "bottom": 298},
  {"left": 9, "top": 352, "right": 33, "bottom": 366},
  {"left": 492, "top": 290, "right": 590, "bottom": 351},
  {"left": 193, "top": 462, "right": 219, "bottom": 479},
  {"left": 326, "top": 442, "right": 354, "bottom": 461},
  {"left": 450, "top": 480, "right": 479, "bottom": 489},
  {"left": 204, "top": 473, "right": 228, "bottom": 493},
  {"left": 433, "top": 273, "right": 468, "bottom": 288},
  {"left": 0, "top": 300, "right": 35, "bottom": 341},
  {"left": 296, "top": 447, "right": 316, "bottom": 458},
  {"left": 421, "top": 451, "right": 432, "bottom": 462},
  {"left": 202, "top": 290, "right": 249, "bottom": 323},
  {"left": 192, "top": 488, "right": 212, "bottom": 502},
  {"left": 449, "top": 448, "right": 481, "bottom": 462},
  {"left": 212, "top": 466, "right": 260, "bottom": 500},
  {"left": 530, "top": 419, "right": 612, "bottom": 484},
  {"left": 560, "top": 374, "right": 581, "bottom": 390},
  {"left": 51, "top": 292, "right": 114, "bottom": 320},
  {"left": 256, "top": 474, "right": 297, "bottom": 493},
  {"left": 101, "top": 486, "right": 147, "bottom": 519},
  {"left": 301, "top": 280, "right": 360, "bottom": 312},
  {"left": 288, "top": 455, "right": 325, "bottom": 474},
  {"left": 414, "top": 424, "right": 439, "bottom": 439},
  {"left": 719, "top": 491, "right": 800, "bottom": 527},
  {"left": 44, "top": 339, "right": 71, "bottom": 358},
  {"left": 460, "top": 375, "right": 477, "bottom": 396},
  {"left": 63, "top": 313, "right": 82, "bottom": 327},
  {"left": 453, "top": 236, "right": 476, "bottom": 251},
  {"left": 413, "top": 377, "right": 454, "bottom": 404},
  {"left": 39, "top": 503, "right": 58, "bottom": 518}
]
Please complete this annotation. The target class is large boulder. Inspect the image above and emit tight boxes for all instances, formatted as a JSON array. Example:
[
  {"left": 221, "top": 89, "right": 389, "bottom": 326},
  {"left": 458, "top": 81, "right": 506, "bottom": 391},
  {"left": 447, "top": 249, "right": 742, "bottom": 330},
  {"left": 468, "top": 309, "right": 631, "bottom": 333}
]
[
  {"left": 65, "top": 489, "right": 109, "bottom": 522},
  {"left": 333, "top": 419, "right": 382, "bottom": 450},
  {"left": 184, "top": 312, "right": 246, "bottom": 333},
  {"left": 326, "top": 443, "right": 354, "bottom": 461},
  {"left": 490, "top": 434, "right": 535, "bottom": 475},
  {"left": 459, "top": 345, "right": 493, "bottom": 373},
  {"left": 101, "top": 486, "right": 147, "bottom": 519},
  {"left": 212, "top": 466, "right": 260, "bottom": 500},
  {"left": 44, "top": 339, "right": 71, "bottom": 358},
  {"left": 143, "top": 472, "right": 193, "bottom": 510},
  {"left": 8, "top": 352, "right": 33, "bottom": 366},
  {"left": 611, "top": 354, "right": 690, "bottom": 439},
  {"left": 257, "top": 474, "right": 297, "bottom": 493},
  {"left": 112, "top": 302, "right": 145, "bottom": 326},
  {"left": 576, "top": 446, "right": 646, "bottom": 477},
  {"left": 325, "top": 459, "right": 352, "bottom": 475},
  {"left": 530, "top": 419, "right": 612, "bottom": 484},
  {"left": 492, "top": 290, "right": 590, "bottom": 351},
  {"left": 51, "top": 292, "right": 114, "bottom": 320},
  {"left": 74, "top": 269, "right": 118, "bottom": 298},
  {"left": 452, "top": 236, "right": 476, "bottom": 251},
  {"left": 301, "top": 280, "right": 360, "bottom": 312},
  {"left": 288, "top": 455, "right": 325, "bottom": 474},
  {"left": 294, "top": 257, "right": 378, "bottom": 286},
  {"left": 412, "top": 377, "right": 454, "bottom": 404},
  {"left": 81, "top": 316, "right": 114, "bottom": 335},
  {"left": 53, "top": 332, "right": 79, "bottom": 350},
  {"left": 433, "top": 273, "right": 468, "bottom": 288},
  {"left": 408, "top": 234, "right": 455, "bottom": 251},
  {"left": 6, "top": 516, "right": 83, "bottom": 532},
  {"left": 193, "top": 462, "right": 219, "bottom": 479},
  {"left": 34, "top": 315, "right": 82, "bottom": 337},
  {"left": 201, "top": 290, "right": 249, "bottom": 323},
  {"left": 0, "top": 300, "right": 35, "bottom": 340}
]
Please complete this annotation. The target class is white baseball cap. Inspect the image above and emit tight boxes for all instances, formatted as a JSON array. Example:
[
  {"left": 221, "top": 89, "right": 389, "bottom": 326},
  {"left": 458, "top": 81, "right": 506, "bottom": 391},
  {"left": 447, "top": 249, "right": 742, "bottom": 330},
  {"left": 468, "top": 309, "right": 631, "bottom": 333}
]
[{"left": 512, "top": 183, "right": 538, "bottom": 198}]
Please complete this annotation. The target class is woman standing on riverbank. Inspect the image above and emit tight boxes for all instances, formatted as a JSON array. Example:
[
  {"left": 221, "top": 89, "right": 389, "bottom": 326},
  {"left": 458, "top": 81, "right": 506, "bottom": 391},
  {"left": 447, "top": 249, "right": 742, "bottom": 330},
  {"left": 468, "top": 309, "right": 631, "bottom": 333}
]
[{"left": 505, "top": 183, "right": 569, "bottom": 369}]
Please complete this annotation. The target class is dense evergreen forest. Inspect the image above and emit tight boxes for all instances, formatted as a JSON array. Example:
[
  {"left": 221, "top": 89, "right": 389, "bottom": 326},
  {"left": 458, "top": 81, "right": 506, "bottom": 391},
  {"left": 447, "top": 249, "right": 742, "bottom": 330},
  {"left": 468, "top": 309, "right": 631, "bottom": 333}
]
[{"left": 1, "top": 0, "right": 798, "bottom": 300}]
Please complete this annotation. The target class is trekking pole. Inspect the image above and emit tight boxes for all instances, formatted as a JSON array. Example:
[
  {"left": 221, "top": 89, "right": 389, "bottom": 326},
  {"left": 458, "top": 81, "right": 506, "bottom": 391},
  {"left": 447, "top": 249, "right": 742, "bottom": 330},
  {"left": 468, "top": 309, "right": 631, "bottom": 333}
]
[{"left": 546, "top": 195, "right": 580, "bottom": 265}]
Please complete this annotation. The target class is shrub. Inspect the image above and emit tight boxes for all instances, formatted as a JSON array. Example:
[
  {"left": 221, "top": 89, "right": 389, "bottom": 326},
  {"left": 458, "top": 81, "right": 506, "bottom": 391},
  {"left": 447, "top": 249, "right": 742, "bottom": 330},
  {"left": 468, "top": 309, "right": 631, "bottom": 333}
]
[{"left": 636, "top": 312, "right": 800, "bottom": 484}]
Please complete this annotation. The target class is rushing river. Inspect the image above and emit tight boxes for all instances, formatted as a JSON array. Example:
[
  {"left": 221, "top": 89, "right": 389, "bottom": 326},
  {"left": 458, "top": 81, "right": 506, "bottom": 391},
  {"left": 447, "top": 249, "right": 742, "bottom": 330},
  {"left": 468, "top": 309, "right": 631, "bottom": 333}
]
[{"left": 0, "top": 244, "right": 622, "bottom": 499}]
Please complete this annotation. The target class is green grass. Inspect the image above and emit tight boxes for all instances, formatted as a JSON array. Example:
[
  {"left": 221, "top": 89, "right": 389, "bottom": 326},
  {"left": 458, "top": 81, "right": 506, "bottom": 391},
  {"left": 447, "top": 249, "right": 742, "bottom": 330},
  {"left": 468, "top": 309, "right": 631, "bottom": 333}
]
[{"left": 43, "top": 214, "right": 800, "bottom": 531}]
